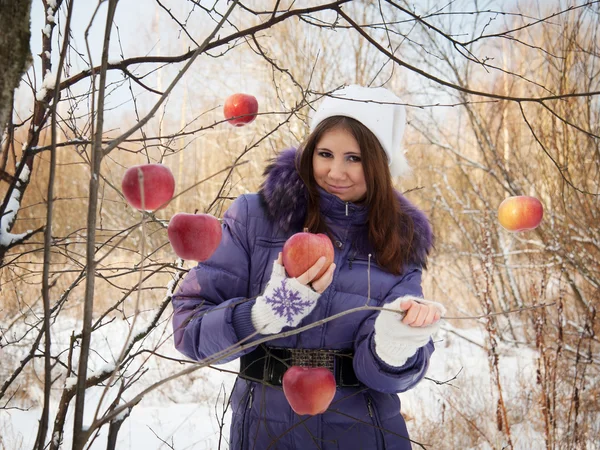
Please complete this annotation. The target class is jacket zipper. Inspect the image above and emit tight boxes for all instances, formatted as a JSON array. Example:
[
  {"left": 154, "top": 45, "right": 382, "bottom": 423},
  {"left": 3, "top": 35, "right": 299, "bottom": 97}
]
[
  {"left": 319, "top": 200, "right": 350, "bottom": 347},
  {"left": 240, "top": 385, "right": 254, "bottom": 450},
  {"left": 366, "top": 396, "right": 387, "bottom": 449},
  {"left": 348, "top": 247, "right": 358, "bottom": 270},
  {"left": 248, "top": 386, "right": 254, "bottom": 409}
]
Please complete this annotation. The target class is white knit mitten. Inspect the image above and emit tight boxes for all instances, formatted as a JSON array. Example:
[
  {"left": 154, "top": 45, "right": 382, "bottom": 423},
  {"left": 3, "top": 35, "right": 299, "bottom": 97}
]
[
  {"left": 373, "top": 296, "right": 446, "bottom": 367},
  {"left": 251, "top": 261, "right": 321, "bottom": 335}
]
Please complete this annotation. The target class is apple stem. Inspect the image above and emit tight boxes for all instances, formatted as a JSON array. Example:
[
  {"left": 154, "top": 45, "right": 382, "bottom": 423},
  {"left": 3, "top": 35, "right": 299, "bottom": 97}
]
[{"left": 303, "top": 227, "right": 308, "bottom": 233}]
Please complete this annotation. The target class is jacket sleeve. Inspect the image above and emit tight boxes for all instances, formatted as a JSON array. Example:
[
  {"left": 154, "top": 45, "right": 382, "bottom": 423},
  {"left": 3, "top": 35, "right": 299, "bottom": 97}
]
[
  {"left": 171, "top": 195, "right": 262, "bottom": 364},
  {"left": 352, "top": 266, "right": 435, "bottom": 394}
]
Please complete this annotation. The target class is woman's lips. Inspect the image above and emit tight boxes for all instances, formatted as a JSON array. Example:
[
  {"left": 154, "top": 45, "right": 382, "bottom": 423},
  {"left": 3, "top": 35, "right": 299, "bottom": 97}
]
[{"left": 327, "top": 184, "right": 351, "bottom": 193}]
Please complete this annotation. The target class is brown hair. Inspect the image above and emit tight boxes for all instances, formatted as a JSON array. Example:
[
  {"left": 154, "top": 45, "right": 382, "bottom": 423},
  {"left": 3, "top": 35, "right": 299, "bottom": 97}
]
[{"left": 297, "top": 116, "right": 415, "bottom": 275}]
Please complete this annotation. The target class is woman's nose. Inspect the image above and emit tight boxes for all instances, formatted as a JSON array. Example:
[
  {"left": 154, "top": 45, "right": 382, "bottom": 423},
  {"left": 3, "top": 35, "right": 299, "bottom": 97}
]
[{"left": 328, "top": 161, "right": 346, "bottom": 180}]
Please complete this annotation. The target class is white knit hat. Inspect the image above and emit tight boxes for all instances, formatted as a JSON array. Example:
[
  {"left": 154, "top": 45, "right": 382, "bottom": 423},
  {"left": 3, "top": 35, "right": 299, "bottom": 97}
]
[{"left": 309, "top": 85, "right": 410, "bottom": 178}]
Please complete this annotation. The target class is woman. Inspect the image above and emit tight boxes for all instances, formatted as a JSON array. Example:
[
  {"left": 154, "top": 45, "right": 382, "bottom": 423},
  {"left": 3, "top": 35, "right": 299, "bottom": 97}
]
[{"left": 172, "top": 85, "right": 445, "bottom": 449}]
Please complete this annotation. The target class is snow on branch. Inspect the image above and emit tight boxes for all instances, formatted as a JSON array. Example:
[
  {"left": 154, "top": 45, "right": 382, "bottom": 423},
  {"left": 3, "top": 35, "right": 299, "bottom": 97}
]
[
  {"left": 36, "top": 70, "right": 58, "bottom": 101},
  {"left": 0, "top": 162, "right": 32, "bottom": 247}
]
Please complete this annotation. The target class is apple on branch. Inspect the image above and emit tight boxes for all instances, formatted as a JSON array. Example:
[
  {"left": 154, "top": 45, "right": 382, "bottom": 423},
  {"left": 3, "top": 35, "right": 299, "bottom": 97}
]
[
  {"left": 497, "top": 195, "right": 544, "bottom": 232},
  {"left": 282, "top": 229, "right": 335, "bottom": 279},
  {"left": 167, "top": 213, "right": 222, "bottom": 262},
  {"left": 223, "top": 93, "right": 259, "bottom": 127},
  {"left": 121, "top": 163, "right": 175, "bottom": 211},
  {"left": 282, "top": 366, "right": 336, "bottom": 416}
]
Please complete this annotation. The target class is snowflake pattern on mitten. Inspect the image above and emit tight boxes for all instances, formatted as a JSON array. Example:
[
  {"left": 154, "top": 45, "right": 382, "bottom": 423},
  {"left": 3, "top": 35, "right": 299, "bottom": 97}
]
[
  {"left": 251, "top": 261, "right": 321, "bottom": 335},
  {"left": 265, "top": 279, "right": 315, "bottom": 326}
]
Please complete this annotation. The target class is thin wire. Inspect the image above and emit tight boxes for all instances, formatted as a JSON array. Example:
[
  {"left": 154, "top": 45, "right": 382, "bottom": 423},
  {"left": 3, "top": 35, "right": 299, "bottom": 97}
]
[{"left": 367, "top": 254, "right": 372, "bottom": 304}]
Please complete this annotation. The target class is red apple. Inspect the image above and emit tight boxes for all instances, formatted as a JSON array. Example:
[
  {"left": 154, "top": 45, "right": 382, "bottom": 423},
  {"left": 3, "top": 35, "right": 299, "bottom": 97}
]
[
  {"left": 498, "top": 195, "right": 544, "bottom": 232},
  {"left": 282, "top": 230, "right": 334, "bottom": 279},
  {"left": 167, "top": 213, "right": 222, "bottom": 261},
  {"left": 223, "top": 93, "right": 259, "bottom": 126},
  {"left": 282, "top": 366, "right": 336, "bottom": 415},
  {"left": 121, "top": 164, "right": 175, "bottom": 211}
]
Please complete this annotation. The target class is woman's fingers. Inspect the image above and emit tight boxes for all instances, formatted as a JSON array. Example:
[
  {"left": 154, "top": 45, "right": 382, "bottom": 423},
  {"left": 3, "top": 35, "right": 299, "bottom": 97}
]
[
  {"left": 423, "top": 306, "right": 438, "bottom": 326},
  {"left": 401, "top": 303, "right": 442, "bottom": 327},
  {"left": 311, "top": 261, "right": 336, "bottom": 293},
  {"left": 282, "top": 254, "right": 336, "bottom": 293},
  {"left": 402, "top": 303, "right": 422, "bottom": 325},
  {"left": 296, "top": 256, "right": 327, "bottom": 285},
  {"left": 399, "top": 299, "right": 415, "bottom": 312},
  {"left": 415, "top": 306, "right": 431, "bottom": 327}
]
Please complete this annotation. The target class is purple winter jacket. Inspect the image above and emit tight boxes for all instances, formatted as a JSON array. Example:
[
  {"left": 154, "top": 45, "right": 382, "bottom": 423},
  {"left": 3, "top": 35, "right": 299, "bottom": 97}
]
[{"left": 171, "top": 149, "right": 436, "bottom": 449}]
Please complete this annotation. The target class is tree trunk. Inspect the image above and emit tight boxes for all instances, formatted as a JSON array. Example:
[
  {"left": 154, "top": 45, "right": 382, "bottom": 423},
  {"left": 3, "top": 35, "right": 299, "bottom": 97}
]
[{"left": 0, "top": 0, "right": 32, "bottom": 131}]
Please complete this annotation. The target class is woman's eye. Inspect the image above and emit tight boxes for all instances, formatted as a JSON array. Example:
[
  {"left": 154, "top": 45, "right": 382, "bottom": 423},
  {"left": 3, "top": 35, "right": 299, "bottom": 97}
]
[
  {"left": 318, "top": 151, "right": 332, "bottom": 158},
  {"left": 348, "top": 155, "right": 361, "bottom": 163}
]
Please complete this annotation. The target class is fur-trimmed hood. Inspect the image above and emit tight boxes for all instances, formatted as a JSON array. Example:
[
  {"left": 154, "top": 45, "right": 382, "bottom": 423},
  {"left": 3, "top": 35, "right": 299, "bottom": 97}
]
[{"left": 258, "top": 148, "right": 434, "bottom": 268}]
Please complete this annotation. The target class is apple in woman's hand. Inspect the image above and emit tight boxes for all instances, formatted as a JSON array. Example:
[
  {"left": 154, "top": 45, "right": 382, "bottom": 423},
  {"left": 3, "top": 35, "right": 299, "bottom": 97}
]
[
  {"left": 282, "top": 230, "right": 334, "bottom": 279},
  {"left": 121, "top": 164, "right": 175, "bottom": 211},
  {"left": 167, "top": 213, "right": 222, "bottom": 262},
  {"left": 498, "top": 195, "right": 544, "bottom": 232},
  {"left": 223, "top": 93, "right": 259, "bottom": 126},
  {"left": 282, "top": 366, "right": 336, "bottom": 416}
]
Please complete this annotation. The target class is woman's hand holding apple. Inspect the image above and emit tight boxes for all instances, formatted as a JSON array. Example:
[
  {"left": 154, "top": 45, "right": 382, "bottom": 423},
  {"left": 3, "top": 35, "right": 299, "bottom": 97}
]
[{"left": 276, "top": 253, "right": 335, "bottom": 294}]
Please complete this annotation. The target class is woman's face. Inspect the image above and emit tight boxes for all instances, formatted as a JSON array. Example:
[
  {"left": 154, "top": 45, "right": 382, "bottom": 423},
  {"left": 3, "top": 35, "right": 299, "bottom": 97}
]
[{"left": 312, "top": 127, "right": 367, "bottom": 203}]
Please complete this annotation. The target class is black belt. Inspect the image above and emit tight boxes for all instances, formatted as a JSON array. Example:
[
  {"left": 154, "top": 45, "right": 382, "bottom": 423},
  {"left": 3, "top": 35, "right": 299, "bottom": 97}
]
[{"left": 239, "top": 344, "right": 361, "bottom": 387}]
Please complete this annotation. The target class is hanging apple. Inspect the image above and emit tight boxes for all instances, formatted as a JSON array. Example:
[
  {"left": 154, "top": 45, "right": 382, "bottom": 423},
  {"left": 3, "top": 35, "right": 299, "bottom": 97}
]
[
  {"left": 282, "top": 366, "right": 336, "bottom": 416},
  {"left": 167, "top": 213, "right": 222, "bottom": 261},
  {"left": 282, "top": 229, "right": 335, "bottom": 279},
  {"left": 223, "top": 93, "right": 259, "bottom": 126},
  {"left": 498, "top": 195, "right": 544, "bottom": 232},
  {"left": 121, "top": 163, "right": 175, "bottom": 211}
]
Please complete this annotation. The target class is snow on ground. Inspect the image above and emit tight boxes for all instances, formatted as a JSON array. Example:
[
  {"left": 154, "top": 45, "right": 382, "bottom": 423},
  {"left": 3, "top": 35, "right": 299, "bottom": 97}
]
[
  {"left": 1, "top": 360, "right": 239, "bottom": 450},
  {"left": 402, "top": 323, "right": 545, "bottom": 449},
  {"left": 2, "top": 397, "right": 234, "bottom": 450}
]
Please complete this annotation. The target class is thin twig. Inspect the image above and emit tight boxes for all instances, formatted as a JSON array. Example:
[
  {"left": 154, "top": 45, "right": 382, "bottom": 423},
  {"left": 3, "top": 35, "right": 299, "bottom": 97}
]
[
  {"left": 35, "top": 0, "right": 75, "bottom": 447},
  {"left": 72, "top": 1, "right": 119, "bottom": 448}
]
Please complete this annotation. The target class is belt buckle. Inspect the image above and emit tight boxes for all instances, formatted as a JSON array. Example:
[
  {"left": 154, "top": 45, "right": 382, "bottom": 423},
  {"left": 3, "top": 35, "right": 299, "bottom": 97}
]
[{"left": 289, "top": 348, "right": 336, "bottom": 372}]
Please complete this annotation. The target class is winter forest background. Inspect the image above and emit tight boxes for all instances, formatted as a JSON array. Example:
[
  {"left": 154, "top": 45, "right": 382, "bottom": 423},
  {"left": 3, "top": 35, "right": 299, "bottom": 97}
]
[{"left": 0, "top": 0, "right": 599, "bottom": 449}]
